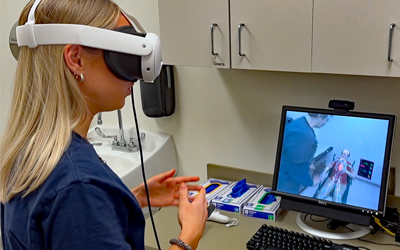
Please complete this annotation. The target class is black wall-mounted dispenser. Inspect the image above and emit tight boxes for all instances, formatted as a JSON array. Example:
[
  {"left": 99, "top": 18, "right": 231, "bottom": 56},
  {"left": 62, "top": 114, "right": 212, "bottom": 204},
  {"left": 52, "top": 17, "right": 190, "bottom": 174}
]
[{"left": 140, "top": 64, "right": 175, "bottom": 117}]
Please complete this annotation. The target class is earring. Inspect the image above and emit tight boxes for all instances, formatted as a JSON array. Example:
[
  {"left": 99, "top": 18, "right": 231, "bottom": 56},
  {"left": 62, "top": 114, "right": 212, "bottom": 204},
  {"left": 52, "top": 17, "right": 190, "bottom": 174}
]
[{"left": 74, "top": 72, "right": 84, "bottom": 82}]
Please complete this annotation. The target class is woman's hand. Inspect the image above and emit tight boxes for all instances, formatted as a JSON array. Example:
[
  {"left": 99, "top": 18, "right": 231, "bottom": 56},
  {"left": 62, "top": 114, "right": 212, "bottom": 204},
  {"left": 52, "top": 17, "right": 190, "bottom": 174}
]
[
  {"left": 175, "top": 183, "right": 208, "bottom": 250},
  {"left": 131, "top": 169, "right": 203, "bottom": 208}
]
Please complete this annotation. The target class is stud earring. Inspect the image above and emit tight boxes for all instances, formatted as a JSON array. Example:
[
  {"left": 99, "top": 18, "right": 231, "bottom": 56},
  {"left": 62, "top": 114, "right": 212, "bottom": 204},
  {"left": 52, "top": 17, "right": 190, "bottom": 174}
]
[{"left": 74, "top": 72, "right": 84, "bottom": 82}]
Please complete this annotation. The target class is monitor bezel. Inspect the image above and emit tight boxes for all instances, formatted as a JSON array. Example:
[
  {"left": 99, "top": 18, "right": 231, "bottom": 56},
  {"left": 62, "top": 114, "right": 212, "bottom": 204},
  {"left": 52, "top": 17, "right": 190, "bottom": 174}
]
[{"left": 271, "top": 105, "right": 396, "bottom": 224}]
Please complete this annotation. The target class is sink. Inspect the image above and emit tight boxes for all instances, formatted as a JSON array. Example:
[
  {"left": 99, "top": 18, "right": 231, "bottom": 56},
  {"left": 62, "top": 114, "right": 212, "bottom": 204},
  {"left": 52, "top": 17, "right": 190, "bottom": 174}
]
[
  {"left": 94, "top": 149, "right": 140, "bottom": 177},
  {"left": 87, "top": 126, "right": 178, "bottom": 191}
]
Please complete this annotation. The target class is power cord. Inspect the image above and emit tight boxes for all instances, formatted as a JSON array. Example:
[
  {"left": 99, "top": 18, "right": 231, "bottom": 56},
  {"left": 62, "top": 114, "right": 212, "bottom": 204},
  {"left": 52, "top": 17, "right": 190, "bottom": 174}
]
[
  {"left": 305, "top": 214, "right": 400, "bottom": 249},
  {"left": 130, "top": 88, "right": 162, "bottom": 250},
  {"left": 372, "top": 215, "right": 395, "bottom": 237},
  {"left": 356, "top": 246, "right": 372, "bottom": 250},
  {"left": 309, "top": 214, "right": 329, "bottom": 223},
  {"left": 357, "top": 237, "right": 400, "bottom": 248}
]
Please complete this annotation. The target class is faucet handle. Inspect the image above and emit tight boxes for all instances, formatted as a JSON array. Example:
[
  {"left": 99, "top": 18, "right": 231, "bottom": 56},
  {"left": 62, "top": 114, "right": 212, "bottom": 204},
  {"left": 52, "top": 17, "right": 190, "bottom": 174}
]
[
  {"left": 129, "top": 132, "right": 146, "bottom": 146},
  {"left": 127, "top": 139, "right": 138, "bottom": 150},
  {"left": 112, "top": 135, "right": 118, "bottom": 145},
  {"left": 95, "top": 127, "right": 115, "bottom": 138},
  {"left": 97, "top": 113, "right": 103, "bottom": 125},
  {"left": 129, "top": 137, "right": 136, "bottom": 145},
  {"left": 140, "top": 132, "right": 146, "bottom": 142}
]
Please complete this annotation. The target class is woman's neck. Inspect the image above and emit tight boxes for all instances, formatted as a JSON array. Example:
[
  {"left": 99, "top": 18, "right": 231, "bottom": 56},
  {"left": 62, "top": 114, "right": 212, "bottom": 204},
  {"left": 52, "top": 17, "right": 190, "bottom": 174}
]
[{"left": 73, "top": 113, "right": 93, "bottom": 138}]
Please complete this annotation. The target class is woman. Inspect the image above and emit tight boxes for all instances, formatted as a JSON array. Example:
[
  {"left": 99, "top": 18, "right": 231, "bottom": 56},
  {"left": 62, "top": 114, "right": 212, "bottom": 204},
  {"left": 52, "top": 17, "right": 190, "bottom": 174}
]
[{"left": 0, "top": 0, "right": 208, "bottom": 249}]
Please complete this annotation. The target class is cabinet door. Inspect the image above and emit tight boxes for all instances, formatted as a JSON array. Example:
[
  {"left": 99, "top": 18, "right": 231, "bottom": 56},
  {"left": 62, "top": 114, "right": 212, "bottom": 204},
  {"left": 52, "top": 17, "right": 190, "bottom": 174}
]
[
  {"left": 158, "top": 0, "right": 230, "bottom": 68},
  {"left": 230, "top": 0, "right": 313, "bottom": 72},
  {"left": 313, "top": 0, "right": 400, "bottom": 77}
]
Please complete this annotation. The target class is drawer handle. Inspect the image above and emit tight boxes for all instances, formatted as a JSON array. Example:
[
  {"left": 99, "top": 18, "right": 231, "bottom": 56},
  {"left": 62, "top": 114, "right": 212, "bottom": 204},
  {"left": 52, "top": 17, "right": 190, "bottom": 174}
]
[
  {"left": 211, "top": 23, "right": 218, "bottom": 56},
  {"left": 238, "top": 23, "right": 245, "bottom": 56},
  {"left": 388, "top": 23, "right": 396, "bottom": 62}
]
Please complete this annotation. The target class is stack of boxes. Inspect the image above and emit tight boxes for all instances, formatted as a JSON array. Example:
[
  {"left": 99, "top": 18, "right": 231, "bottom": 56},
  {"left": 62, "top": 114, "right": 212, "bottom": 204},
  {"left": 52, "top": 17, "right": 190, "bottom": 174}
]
[
  {"left": 192, "top": 178, "right": 281, "bottom": 221},
  {"left": 211, "top": 181, "right": 262, "bottom": 214}
]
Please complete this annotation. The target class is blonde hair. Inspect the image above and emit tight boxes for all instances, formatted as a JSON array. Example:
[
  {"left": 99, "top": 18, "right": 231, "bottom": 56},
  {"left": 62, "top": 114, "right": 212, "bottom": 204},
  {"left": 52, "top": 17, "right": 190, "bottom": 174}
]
[{"left": 0, "top": 0, "right": 120, "bottom": 202}]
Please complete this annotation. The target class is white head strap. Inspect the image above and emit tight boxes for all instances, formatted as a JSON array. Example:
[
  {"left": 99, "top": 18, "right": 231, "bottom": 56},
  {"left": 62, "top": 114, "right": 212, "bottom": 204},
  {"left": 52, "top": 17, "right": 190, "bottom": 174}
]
[
  {"left": 13, "top": 0, "right": 163, "bottom": 82},
  {"left": 16, "top": 0, "right": 153, "bottom": 56}
]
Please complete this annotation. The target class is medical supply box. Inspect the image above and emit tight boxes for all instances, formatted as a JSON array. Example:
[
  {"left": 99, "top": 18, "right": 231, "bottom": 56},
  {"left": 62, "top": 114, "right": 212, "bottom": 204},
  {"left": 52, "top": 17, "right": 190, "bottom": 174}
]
[
  {"left": 211, "top": 181, "right": 263, "bottom": 214},
  {"left": 243, "top": 187, "right": 281, "bottom": 221},
  {"left": 188, "top": 178, "right": 233, "bottom": 205}
]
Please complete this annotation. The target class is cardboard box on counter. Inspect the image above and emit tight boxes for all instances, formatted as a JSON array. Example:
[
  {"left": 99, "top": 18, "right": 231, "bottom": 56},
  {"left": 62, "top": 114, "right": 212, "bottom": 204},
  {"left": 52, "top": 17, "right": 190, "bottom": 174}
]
[
  {"left": 211, "top": 180, "right": 263, "bottom": 214},
  {"left": 243, "top": 187, "right": 281, "bottom": 221}
]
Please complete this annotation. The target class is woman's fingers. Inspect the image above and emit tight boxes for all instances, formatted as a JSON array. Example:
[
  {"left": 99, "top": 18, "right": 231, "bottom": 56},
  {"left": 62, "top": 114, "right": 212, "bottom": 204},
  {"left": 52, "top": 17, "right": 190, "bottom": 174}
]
[
  {"left": 178, "top": 183, "right": 189, "bottom": 205},
  {"left": 168, "top": 176, "right": 200, "bottom": 185},
  {"left": 151, "top": 169, "right": 176, "bottom": 183},
  {"left": 186, "top": 185, "right": 203, "bottom": 191}
]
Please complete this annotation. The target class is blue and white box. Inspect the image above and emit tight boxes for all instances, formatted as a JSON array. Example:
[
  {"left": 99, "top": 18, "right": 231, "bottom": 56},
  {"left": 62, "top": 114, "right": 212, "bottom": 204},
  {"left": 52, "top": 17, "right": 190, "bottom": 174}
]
[
  {"left": 188, "top": 178, "right": 233, "bottom": 205},
  {"left": 243, "top": 187, "right": 281, "bottom": 221},
  {"left": 211, "top": 181, "right": 263, "bottom": 214}
]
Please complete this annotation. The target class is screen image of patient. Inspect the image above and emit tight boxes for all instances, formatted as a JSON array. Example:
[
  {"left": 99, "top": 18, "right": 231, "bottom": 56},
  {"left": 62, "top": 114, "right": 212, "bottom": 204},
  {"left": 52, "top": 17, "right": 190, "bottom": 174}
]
[
  {"left": 315, "top": 149, "right": 356, "bottom": 203},
  {"left": 276, "top": 112, "right": 389, "bottom": 211}
]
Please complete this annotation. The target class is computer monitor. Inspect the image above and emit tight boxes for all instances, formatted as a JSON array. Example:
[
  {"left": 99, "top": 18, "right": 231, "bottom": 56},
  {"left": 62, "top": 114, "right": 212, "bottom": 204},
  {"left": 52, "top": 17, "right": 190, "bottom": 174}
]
[{"left": 272, "top": 105, "right": 396, "bottom": 240}]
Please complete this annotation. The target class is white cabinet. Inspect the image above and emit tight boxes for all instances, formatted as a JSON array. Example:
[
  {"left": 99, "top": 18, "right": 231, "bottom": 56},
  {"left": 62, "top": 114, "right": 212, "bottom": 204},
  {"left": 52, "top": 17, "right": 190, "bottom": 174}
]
[
  {"left": 158, "top": 0, "right": 230, "bottom": 69},
  {"left": 158, "top": 0, "right": 313, "bottom": 72},
  {"left": 158, "top": 1, "right": 400, "bottom": 77},
  {"left": 312, "top": 0, "right": 400, "bottom": 77},
  {"left": 230, "top": 0, "right": 312, "bottom": 72}
]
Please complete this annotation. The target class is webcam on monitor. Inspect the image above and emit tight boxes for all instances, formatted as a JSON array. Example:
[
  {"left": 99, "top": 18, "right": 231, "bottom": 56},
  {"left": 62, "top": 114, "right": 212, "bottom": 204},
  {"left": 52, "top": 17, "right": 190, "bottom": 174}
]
[{"left": 328, "top": 99, "right": 355, "bottom": 113}]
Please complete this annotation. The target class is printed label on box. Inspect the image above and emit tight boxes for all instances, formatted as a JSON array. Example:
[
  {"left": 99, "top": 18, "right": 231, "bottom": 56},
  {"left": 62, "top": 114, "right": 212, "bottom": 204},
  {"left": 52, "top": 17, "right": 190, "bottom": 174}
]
[
  {"left": 243, "top": 187, "right": 281, "bottom": 221},
  {"left": 211, "top": 181, "right": 263, "bottom": 214}
]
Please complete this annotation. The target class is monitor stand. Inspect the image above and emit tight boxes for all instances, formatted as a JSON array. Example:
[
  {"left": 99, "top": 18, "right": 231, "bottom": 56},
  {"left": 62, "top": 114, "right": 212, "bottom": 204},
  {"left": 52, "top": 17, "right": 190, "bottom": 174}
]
[{"left": 296, "top": 213, "right": 371, "bottom": 240}]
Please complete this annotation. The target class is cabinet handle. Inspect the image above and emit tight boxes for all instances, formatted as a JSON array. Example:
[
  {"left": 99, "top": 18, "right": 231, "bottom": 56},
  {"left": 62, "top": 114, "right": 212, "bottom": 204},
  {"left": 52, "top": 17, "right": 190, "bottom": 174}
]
[
  {"left": 238, "top": 23, "right": 245, "bottom": 56},
  {"left": 388, "top": 23, "right": 396, "bottom": 62},
  {"left": 211, "top": 23, "right": 218, "bottom": 56}
]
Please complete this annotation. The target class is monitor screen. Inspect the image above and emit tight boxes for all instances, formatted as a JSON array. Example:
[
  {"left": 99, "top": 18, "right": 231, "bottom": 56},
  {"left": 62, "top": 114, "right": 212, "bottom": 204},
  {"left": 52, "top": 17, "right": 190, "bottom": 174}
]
[{"left": 272, "top": 106, "right": 396, "bottom": 230}]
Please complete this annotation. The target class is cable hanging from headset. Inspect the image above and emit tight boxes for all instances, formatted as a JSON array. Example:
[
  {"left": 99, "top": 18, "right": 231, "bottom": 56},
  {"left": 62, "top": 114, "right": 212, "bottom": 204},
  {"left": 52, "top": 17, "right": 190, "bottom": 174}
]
[{"left": 130, "top": 87, "right": 162, "bottom": 250}]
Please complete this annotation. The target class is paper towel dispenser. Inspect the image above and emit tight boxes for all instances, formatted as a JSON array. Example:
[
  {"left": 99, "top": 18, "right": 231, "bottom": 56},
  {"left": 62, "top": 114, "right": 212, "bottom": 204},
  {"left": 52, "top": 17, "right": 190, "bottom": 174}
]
[{"left": 140, "top": 65, "right": 175, "bottom": 117}]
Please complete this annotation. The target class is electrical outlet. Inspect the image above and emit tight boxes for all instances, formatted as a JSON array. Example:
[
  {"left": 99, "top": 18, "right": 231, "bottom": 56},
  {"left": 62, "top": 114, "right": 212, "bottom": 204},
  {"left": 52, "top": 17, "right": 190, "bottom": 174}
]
[{"left": 388, "top": 167, "right": 396, "bottom": 195}]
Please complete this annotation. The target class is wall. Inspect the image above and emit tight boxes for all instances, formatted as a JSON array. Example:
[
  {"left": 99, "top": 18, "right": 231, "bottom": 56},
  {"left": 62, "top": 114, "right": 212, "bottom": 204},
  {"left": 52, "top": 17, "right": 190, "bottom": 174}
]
[
  {"left": 2, "top": 0, "right": 400, "bottom": 195},
  {"left": 0, "top": 1, "right": 23, "bottom": 135}
]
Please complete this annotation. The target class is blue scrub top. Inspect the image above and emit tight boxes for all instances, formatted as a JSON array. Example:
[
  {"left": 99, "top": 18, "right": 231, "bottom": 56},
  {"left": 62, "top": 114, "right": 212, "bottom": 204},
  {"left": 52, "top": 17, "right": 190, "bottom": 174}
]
[{"left": 1, "top": 132, "right": 145, "bottom": 250}]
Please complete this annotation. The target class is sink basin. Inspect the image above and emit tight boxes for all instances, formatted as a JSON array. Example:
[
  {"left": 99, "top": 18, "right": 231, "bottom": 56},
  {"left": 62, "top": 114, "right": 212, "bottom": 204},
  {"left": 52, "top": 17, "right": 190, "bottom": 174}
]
[
  {"left": 87, "top": 126, "right": 178, "bottom": 191},
  {"left": 94, "top": 149, "right": 139, "bottom": 177}
]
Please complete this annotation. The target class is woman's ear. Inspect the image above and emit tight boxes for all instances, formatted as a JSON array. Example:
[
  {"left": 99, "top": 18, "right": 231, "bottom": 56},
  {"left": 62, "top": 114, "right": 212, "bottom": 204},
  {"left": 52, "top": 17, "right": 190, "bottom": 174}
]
[{"left": 63, "top": 45, "right": 84, "bottom": 73}]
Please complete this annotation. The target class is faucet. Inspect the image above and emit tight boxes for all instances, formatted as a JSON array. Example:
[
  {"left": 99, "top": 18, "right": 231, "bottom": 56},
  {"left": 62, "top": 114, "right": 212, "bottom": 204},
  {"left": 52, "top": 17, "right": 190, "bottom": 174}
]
[
  {"left": 112, "top": 109, "right": 146, "bottom": 153},
  {"left": 95, "top": 110, "right": 145, "bottom": 153},
  {"left": 95, "top": 111, "right": 124, "bottom": 142},
  {"left": 117, "top": 110, "right": 126, "bottom": 147},
  {"left": 97, "top": 112, "right": 103, "bottom": 125}
]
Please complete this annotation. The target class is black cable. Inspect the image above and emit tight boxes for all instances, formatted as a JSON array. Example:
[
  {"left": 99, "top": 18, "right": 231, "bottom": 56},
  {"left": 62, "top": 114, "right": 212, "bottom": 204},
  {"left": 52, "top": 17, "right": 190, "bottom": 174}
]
[
  {"left": 130, "top": 88, "right": 161, "bottom": 250},
  {"left": 343, "top": 224, "right": 400, "bottom": 249},
  {"left": 305, "top": 213, "right": 400, "bottom": 249},
  {"left": 357, "top": 237, "right": 400, "bottom": 248},
  {"left": 309, "top": 214, "right": 329, "bottom": 223},
  {"left": 357, "top": 247, "right": 371, "bottom": 250}
]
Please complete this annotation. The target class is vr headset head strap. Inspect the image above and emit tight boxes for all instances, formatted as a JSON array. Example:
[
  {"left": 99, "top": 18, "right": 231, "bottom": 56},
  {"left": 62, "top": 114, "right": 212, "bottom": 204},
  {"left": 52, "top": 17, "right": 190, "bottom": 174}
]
[{"left": 13, "top": 0, "right": 163, "bottom": 82}]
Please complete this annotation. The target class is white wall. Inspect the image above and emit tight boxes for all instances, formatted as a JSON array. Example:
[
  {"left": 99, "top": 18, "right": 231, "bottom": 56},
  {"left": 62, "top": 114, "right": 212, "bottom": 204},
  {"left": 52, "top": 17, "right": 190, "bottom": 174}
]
[
  {"left": 0, "top": 1, "right": 25, "bottom": 135},
  {"left": 2, "top": 0, "right": 400, "bottom": 195}
]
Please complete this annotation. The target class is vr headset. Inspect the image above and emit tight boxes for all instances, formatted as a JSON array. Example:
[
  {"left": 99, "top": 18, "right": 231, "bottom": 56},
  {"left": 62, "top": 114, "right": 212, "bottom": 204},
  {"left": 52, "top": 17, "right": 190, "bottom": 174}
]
[{"left": 9, "top": 0, "right": 162, "bottom": 83}]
